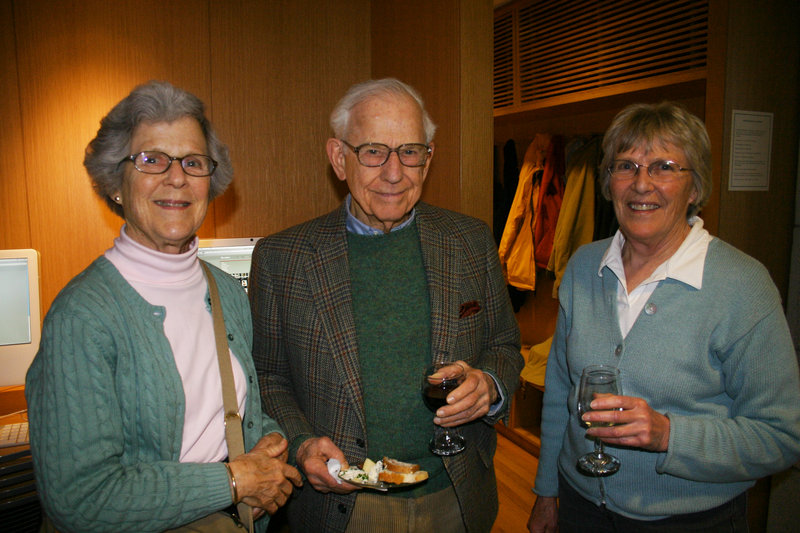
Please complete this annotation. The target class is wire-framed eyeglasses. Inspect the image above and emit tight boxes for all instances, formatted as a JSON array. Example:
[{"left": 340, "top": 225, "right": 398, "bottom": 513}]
[
  {"left": 119, "top": 151, "right": 217, "bottom": 177},
  {"left": 341, "top": 140, "right": 431, "bottom": 168},
  {"left": 608, "top": 159, "right": 693, "bottom": 182}
]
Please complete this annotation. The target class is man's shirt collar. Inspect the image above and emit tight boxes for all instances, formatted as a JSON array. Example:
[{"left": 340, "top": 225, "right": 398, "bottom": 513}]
[{"left": 344, "top": 194, "right": 417, "bottom": 235}]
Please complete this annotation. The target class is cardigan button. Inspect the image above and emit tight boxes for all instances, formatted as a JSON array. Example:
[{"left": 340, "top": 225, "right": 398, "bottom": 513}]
[
  {"left": 645, "top": 302, "right": 657, "bottom": 315},
  {"left": 614, "top": 344, "right": 622, "bottom": 356},
  {"left": 355, "top": 438, "right": 365, "bottom": 448},
  {"left": 227, "top": 333, "right": 234, "bottom": 341},
  {"left": 247, "top": 421, "right": 253, "bottom": 428},
  {"left": 338, "top": 503, "right": 347, "bottom": 513}
]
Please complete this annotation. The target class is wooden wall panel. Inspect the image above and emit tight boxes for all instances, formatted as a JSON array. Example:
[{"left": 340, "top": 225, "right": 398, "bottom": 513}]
[
  {"left": 4, "top": 0, "right": 485, "bottom": 316},
  {"left": 0, "top": 0, "right": 30, "bottom": 249},
  {"left": 210, "top": 0, "right": 370, "bottom": 239},
  {"left": 371, "top": 0, "right": 464, "bottom": 215},
  {"left": 371, "top": 0, "right": 494, "bottom": 225},
  {"left": 13, "top": 0, "right": 210, "bottom": 313},
  {"left": 717, "top": 1, "right": 799, "bottom": 299},
  {"left": 460, "top": 0, "right": 494, "bottom": 226},
  {"left": 701, "top": 0, "right": 727, "bottom": 238}
]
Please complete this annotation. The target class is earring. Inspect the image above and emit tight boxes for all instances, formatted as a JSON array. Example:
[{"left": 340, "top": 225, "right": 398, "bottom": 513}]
[{"left": 114, "top": 196, "right": 121, "bottom": 203}]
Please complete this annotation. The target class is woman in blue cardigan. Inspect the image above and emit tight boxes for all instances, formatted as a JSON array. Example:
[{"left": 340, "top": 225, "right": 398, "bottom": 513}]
[
  {"left": 528, "top": 102, "right": 800, "bottom": 532},
  {"left": 25, "top": 81, "right": 301, "bottom": 532}
]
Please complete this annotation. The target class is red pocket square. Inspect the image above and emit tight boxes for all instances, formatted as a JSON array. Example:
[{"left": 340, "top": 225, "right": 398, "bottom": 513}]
[{"left": 459, "top": 300, "right": 481, "bottom": 318}]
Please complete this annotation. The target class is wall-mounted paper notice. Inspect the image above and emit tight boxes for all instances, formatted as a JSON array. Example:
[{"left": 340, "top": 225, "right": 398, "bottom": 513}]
[{"left": 728, "top": 110, "right": 772, "bottom": 191}]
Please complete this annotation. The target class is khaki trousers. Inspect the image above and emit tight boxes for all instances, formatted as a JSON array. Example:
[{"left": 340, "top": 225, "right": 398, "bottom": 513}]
[{"left": 346, "top": 485, "right": 467, "bottom": 533}]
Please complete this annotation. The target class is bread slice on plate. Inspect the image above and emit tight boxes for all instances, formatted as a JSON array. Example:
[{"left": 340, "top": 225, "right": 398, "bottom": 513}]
[
  {"left": 382, "top": 457, "right": 420, "bottom": 474},
  {"left": 378, "top": 469, "right": 429, "bottom": 484},
  {"left": 378, "top": 456, "right": 429, "bottom": 484}
]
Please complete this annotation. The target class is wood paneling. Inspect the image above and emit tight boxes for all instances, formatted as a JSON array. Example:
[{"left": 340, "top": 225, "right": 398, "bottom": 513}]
[
  {"left": 12, "top": 0, "right": 211, "bottom": 313},
  {"left": 3, "top": 0, "right": 375, "bottom": 315},
  {"left": 4, "top": 0, "right": 488, "bottom": 315},
  {"left": 716, "top": 1, "right": 799, "bottom": 299},
  {"left": 0, "top": 0, "right": 30, "bottom": 249},
  {"left": 494, "top": 0, "right": 708, "bottom": 115},
  {"left": 460, "top": 0, "right": 495, "bottom": 225},
  {"left": 701, "top": 0, "right": 727, "bottom": 238},
  {"left": 371, "top": 0, "right": 462, "bottom": 214},
  {"left": 371, "top": 0, "right": 494, "bottom": 225},
  {"left": 210, "top": 0, "right": 370, "bottom": 238}
]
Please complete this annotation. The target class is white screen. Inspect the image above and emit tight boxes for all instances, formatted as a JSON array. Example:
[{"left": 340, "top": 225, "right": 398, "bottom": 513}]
[
  {"left": 0, "top": 249, "right": 41, "bottom": 386},
  {"left": 0, "top": 258, "right": 32, "bottom": 346},
  {"left": 198, "top": 238, "right": 260, "bottom": 293}
]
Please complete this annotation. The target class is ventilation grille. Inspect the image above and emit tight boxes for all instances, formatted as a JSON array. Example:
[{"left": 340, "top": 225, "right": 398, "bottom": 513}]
[{"left": 494, "top": 0, "right": 708, "bottom": 111}]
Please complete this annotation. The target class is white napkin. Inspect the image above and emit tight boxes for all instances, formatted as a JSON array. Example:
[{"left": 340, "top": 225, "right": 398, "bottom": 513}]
[{"left": 326, "top": 458, "right": 343, "bottom": 484}]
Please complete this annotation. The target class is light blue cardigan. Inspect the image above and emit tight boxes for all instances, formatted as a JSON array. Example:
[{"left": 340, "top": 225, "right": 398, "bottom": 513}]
[
  {"left": 26, "top": 257, "right": 283, "bottom": 532},
  {"left": 534, "top": 237, "right": 800, "bottom": 520}
]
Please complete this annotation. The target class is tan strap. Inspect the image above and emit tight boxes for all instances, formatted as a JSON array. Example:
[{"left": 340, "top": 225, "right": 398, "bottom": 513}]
[{"left": 201, "top": 261, "right": 253, "bottom": 533}]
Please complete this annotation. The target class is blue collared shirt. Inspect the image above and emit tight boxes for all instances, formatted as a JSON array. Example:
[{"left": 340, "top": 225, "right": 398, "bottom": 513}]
[{"left": 344, "top": 194, "right": 417, "bottom": 235}]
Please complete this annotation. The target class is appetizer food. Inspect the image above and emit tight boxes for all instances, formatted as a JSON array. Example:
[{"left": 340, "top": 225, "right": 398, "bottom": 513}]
[
  {"left": 378, "top": 457, "right": 429, "bottom": 484},
  {"left": 339, "top": 457, "right": 428, "bottom": 486}
]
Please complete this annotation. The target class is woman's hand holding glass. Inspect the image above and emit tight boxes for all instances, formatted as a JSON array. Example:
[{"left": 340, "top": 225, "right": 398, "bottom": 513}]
[
  {"left": 577, "top": 366, "right": 622, "bottom": 475},
  {"left": 582, "top": 393, "right": 671, "bottom": 452}
]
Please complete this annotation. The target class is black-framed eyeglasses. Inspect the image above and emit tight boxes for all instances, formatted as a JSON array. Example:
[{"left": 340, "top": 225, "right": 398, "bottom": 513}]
[
  {"left": 608, "top": 159, "right": 693, "bottom": 182},
  {"left": 341, "top": 140, "right": 431, "bottom": 168},
  {"left": 119, "top": 151, "right": 217, "bottom": 177}
]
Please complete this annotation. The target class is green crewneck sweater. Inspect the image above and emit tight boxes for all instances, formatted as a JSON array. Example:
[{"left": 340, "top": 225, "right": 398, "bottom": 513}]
[{"left": 347, "top": 222, "right": 448, "bottom": 496}]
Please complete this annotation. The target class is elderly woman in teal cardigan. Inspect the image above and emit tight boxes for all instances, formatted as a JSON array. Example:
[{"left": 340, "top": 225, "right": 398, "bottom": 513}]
[
  {"left": 26, "top": 81, "right": 301, "bottom": 532},
  {"left": 528, "top": 102, "right": 800, "bottom": 533}
]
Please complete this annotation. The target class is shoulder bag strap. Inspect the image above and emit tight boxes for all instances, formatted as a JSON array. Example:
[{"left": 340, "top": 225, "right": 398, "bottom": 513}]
[{"left": 200, "top": 261, "right": 253, "bottom": 532}]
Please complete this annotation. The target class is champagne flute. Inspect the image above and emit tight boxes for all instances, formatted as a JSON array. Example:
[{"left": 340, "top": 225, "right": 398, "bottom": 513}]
[
  {"left": 421, "top": 362, "right": 466, "bottom": 456},
  {"left": 576, "top": 365, "right": 621, "bottom": 476}
]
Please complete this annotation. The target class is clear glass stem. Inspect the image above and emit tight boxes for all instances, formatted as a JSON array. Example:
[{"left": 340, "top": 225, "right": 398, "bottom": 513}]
[{"left": 593, "top": 437, "right": 604, "bottom": 457}]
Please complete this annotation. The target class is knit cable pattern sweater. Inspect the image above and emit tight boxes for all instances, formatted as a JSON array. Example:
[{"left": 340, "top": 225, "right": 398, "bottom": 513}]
[
  {"left": 534, "top": 237, "right": 800, "bottom": 520},
  {"left": 25, "top": 257, "right": 283, "bottom": 532}
]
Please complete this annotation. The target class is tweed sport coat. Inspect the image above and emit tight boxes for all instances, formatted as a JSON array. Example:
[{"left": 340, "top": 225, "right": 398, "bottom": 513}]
[{"left": 250, "top": 202, "right": 523, "bottom": 533}]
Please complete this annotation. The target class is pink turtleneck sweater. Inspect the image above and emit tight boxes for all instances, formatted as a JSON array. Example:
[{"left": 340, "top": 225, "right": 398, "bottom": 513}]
[{"left": 105, "top": 226, "right": 247, "bottom": 463}]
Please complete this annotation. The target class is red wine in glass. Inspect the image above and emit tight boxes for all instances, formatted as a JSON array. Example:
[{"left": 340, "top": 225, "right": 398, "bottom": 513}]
[
  {"left": 422, "top": 381, "right": 456, "bottom": 411},
  {"left": 421, "top": 362, "right": 466, "bottom": 455}
]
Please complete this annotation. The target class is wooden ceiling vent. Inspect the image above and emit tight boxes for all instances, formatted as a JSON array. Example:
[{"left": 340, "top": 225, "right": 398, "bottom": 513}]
[{"left": 494, "top": 0, "right": 709, "bottom": 114}]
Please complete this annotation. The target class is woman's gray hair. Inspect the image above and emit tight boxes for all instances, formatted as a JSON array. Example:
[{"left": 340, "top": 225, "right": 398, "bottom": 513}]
[
  {"left": 600, "top": 101, "right": 711, "bottom": 219},
  {"left": 84, "top": 80, "right": 233, "bottom": 218},
  {"left": 330, "top": 78, "right": 437, "bottom": 143}
]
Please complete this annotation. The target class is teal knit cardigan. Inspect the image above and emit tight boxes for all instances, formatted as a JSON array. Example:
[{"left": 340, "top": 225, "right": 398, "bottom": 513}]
[
  {"left": 534, "top": 237, "right": 800, "bottom": 520},
  {"left": 26, "top": 257, "right": 283, "bottom": 532}
]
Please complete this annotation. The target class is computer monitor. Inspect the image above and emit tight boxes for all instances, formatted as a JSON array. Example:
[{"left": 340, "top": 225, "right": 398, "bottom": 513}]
[
  {"left": 197, "top": 238, "right": 261, "bottom": 293},
  {"left": 0, "top": 249, "right": 42, "bottom": 386}
]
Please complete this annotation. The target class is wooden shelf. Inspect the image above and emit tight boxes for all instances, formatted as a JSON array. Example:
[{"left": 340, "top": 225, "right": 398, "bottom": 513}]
[
  {"left": 497, "top": 420, "right": 540, "bottom": 457},
  {"left": 498, "top": 379, "right": 544, "bottom": 458},
  {"left": 494, "top": 73, "right": 707, "bottom": 121}
]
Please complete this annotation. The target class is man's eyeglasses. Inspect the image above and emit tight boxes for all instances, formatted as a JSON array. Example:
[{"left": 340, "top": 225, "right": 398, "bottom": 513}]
[
  {"left": 341, "top": 140, "right": 431, "bottom": 168},
  {"left": 119, "top": 151, "right": 217, "bottom": 177},
  {"left": 608, "top": 159, "right": 693, "bottom": 182}
]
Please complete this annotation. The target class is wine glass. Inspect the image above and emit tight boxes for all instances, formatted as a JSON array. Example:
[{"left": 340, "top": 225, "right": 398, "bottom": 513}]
[
  {"left": 421, "top": 362, "right": 466, "bottom": 456},
  {"left": 576, "top": 365, "right": 621, "bottom": 476}
]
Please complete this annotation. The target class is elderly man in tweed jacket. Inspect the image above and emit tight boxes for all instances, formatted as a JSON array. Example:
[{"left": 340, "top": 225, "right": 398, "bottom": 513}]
[{"left": 249, "top": 78, "right": 522, "bottom": 533}]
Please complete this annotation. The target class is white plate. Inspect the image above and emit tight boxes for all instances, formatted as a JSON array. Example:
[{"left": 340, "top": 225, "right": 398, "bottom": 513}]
[{"left": 338, "top": 472, "right": 424, "bottom": 491}]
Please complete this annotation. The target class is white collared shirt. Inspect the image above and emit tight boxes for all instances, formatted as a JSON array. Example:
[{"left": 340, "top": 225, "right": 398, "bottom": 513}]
[{"left": 598, "top": 217, "right": 713, "bottom": 338}]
